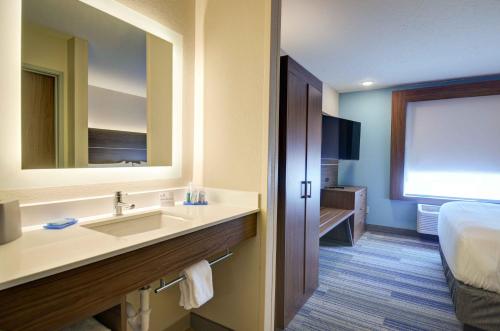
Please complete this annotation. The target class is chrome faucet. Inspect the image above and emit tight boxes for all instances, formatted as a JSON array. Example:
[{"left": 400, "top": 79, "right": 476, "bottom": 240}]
[{"left": 113, "top": 191, "right": 135, "bottom": 216}]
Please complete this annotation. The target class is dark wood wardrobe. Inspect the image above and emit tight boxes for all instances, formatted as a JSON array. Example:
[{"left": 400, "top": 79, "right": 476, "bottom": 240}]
[{"left": 276, "top": 56, "right": 322, "bottom": 329}]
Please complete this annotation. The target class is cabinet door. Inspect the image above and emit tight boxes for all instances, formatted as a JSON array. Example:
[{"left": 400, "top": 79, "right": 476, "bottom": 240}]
[
  {"left": 22, "top": 70, "right": 56, "bottom": 169},
  {"left": 283, "top": 71, "right": 308, "bottom": 323},
  {"left": 305, "top": 84, "right": 322, "bottom": 294}
]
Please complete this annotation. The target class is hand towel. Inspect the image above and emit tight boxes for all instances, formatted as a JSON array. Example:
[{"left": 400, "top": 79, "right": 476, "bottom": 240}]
[{"left": 179, "top": 260, "right": 213, "bottom": 309}]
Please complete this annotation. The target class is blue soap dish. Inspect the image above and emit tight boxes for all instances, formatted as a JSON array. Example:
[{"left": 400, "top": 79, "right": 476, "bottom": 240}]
[
  {"left": 44, "top": 218, "right": 78, "bottom": 230},
  {"left": 183, "top": 201, "right": 208, "bottom": 206}
]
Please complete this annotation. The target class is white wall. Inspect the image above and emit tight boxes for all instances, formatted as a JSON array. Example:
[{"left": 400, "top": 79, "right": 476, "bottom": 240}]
[
  {"left": 322, "top": 82, "right": 339, "bottom": 116},
  {"left": 88, "top": 85, "right": 147, "bottom": 133}
]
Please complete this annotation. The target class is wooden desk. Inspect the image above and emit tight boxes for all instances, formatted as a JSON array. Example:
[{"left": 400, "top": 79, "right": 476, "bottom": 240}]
[
  {"left": 319, "top": 207, "right": 354, "bottom": 238},
  {"left": 320, "top": 186, "right": 367, "bottom": 244}
]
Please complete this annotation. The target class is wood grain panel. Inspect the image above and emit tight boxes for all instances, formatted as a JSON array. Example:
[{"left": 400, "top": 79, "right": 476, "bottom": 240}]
[
  {"left": 22, "top": 70, "right": 56, "bottom": 169},
  {"left": 319, "top": 207, "right": 354, "bottom": 238},
  {"left": 94, "top": 296, "right": 126, "bottom": 331},
  {"left": 390, "top": 80, "right": 500, "bottom": 200},
  {"left": 88, "top": 128, "right": 147, "bottom": 164},
  {"left": 304, "top": 84, "right": 322, "bottom": 296},
  {"left": 284, "top": 56, "right": 322, "bottom": 91},
  {"left": 276, "top": 56, "right": 322, "bottom": 329},
  {"left": 321, "top": 188, "right": 356, "bottom": 210},
  {"left": 0, "top": 214, "right": 257, "bottom": 331},
  {"left": 88, "top": 128, "right": 147, "bottom": 149},
  {"left": 283, "top": 71, "right": 307, "bottom": 324},
  {"left": 88, "top": 147, "right": 147, "bottom": 165}
]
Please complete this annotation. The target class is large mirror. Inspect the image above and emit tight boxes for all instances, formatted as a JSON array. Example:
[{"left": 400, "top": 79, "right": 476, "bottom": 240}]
[{"left": 21, "top": 0, "right": 173, "bottom": 169}]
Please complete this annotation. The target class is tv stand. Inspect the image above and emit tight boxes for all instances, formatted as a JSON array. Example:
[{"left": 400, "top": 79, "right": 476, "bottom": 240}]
[{"left": 320, "top": 186, "right": 367, "bottom": 245}]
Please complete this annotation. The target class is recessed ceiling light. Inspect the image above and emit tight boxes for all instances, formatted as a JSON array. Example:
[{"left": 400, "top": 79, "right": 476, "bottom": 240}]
[{"left": 361, "top": 81, "right": 374, "bottom": 87}]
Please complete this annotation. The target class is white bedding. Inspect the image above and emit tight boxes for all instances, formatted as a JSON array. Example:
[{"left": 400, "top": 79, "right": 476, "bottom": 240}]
[{"left": 438, "top": 201, "right": 500, "bottom": 294}]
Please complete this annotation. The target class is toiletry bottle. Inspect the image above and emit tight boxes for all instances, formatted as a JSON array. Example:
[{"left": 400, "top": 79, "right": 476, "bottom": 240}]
[
  {"left": 186, "top": 183, "right": 193, "bottom": 203},
  {"left": 198, "top": 190, "right": 206, "bottom": 204}
]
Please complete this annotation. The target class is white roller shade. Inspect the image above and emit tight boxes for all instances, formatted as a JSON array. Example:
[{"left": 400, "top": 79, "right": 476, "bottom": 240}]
[{"left": 404, "top": 94, "right": 500, "bottom": 200}]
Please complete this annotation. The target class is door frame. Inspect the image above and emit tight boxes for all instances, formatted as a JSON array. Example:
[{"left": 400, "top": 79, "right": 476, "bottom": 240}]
[
  {"left": 22, "top": 64, "right": 65, "bottom": 168},
  {"left": 263, "top": 0, "right": 282, "bottom": 330}
]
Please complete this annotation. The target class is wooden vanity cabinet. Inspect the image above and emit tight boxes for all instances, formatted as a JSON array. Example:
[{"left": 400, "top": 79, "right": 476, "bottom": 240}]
[
  {"left": 0, "top": 214, "right": 257, "bottom": 331},
  {"left": 275, "top": 56, "right": 322, "bottom": 329}
]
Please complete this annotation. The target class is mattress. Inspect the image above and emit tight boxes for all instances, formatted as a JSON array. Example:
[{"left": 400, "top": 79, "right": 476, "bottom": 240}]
[
  {"left": 438, "top": 201, "right": 500, "bottom": 294},
  {"left": 440, "top": 248, "right": 500, "bottom": 331}
]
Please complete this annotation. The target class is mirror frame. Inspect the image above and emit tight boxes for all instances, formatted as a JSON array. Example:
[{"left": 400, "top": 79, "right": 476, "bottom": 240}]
[{"left": 0, "top": 0, "right": 183, "bottom": 191}]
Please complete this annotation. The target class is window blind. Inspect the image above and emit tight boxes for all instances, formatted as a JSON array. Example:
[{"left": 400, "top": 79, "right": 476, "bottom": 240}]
[{"left": 404, "top": 94, "right": 500, "bottom": 200}]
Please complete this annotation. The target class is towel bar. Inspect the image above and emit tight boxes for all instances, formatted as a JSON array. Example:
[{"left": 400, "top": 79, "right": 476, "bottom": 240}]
[{"left": 154, "top": 249, "right": 233, "bottom": 294}]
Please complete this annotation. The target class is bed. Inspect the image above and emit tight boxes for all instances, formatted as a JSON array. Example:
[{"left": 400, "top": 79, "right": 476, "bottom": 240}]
[{"left": 438, "top": 201, "right": 500, "bottom": 330}]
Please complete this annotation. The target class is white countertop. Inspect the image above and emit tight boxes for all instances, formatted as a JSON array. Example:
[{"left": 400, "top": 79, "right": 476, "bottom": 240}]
[{"left": 0, "top": 204, "right": 258, "bottom": 291}]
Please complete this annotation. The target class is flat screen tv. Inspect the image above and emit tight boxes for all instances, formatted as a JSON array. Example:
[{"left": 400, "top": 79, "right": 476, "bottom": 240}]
[{"left": 321, "top": 115, "right": 361, "bottom": 160}]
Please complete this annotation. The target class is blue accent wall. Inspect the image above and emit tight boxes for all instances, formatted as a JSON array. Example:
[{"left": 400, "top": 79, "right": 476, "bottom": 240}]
[
  {"left": 338, "top": 75, "right": 500, "bottom": 230},
  {"left": 339, "top": 89, "right": 417, "bottom": 230}
]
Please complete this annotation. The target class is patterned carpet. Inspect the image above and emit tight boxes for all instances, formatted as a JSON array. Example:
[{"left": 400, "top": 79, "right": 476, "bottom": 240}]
[{"left": 287, "top": 231, "right": 462, "bottom": 331}]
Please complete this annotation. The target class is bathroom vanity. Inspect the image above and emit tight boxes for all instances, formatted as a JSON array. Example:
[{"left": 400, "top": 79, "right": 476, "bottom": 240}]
[
  {"left": 0, "top": 1, "right": 262, "bottom": 330},
  {"left": 0, "top": 205, "right": 258, "bottom": 330}
]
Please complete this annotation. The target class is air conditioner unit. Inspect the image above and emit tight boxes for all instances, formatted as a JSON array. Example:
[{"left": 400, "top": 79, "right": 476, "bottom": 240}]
[{"left": 417, "top": 204, "right": 441, "bottom": 235}]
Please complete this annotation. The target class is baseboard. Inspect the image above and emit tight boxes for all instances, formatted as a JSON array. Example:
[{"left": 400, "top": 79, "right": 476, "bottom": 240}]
[
  {"left": 366, "top": 224, "right": 419, "bottom": 237},
  {"left": 366, "top": 224, "right": 439, "bottom": 242},
  {"left": 190, "top": 312, "right": 233, "bottom": 331}
]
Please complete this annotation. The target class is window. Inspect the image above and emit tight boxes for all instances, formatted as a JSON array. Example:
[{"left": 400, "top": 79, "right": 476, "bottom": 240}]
[
  {"left": 404, "top": 95, "right": 500, "bottom": 201},
  {"left": 390, "top": 80, "right": 500, "bottom": 202}
]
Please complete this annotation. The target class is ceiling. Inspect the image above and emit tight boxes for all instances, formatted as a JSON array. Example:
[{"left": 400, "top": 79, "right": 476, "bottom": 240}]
[{"left": 281, "top": 0, "right": 500, "bottom": 92}]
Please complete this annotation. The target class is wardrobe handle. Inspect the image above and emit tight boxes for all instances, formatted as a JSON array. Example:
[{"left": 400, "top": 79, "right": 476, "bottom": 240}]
[
  {"left": 306, "top": 181, "right": 312, "bottom": 198},
  {"left": 300, "top": 181, "right": 307, "bottom": 199}
]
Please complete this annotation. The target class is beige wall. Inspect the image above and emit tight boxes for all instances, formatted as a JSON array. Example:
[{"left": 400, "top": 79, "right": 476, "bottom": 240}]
[
  {"left": 147, "top": 33, "right": 173, "bottom": 166},
  {"left": 22, "top": 22, "right": 70, "bottom": 166},
  {"left": 196, "top": 0, "right": 272, "bottom": 330},
  {"left": 22, "top": 23, "right": 89, "bottom": 168},
  {"left": 322, "top": 83, "right": 339, "bottom": 117},
  {"left": 67, "top": 37, "right": 89, "bottom": 167}
]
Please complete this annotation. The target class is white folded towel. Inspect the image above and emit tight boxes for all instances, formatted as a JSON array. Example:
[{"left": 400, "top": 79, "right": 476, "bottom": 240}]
[{"left": 179, "top": 260, "right": 213, "bottom": 310}]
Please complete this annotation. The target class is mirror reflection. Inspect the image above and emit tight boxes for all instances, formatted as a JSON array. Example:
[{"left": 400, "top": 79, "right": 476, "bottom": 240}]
[{"left": 21, "top": 0, "right": 173, "bottom": 169}]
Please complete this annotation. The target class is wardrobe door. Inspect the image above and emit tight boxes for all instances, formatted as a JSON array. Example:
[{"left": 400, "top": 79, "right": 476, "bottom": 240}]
[
  {"left": 304, "top": 84, "right": 322, "bottom": 295},
  {"left": 276, "top": 56, "right": 323, "bottom": 329},
  {"left": 283, "top": 71, "right": 308, "bottom": 324}
]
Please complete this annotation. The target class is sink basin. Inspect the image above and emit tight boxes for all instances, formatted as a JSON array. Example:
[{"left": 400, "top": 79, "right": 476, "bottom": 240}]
[{"left": 81, "top": 210, "right": 188, "bottom": 237}]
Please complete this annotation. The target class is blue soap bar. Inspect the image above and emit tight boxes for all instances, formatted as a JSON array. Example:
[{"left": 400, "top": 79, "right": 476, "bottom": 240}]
[{"left": 44, "top": 218, "right": 78, "bottom": 230}]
